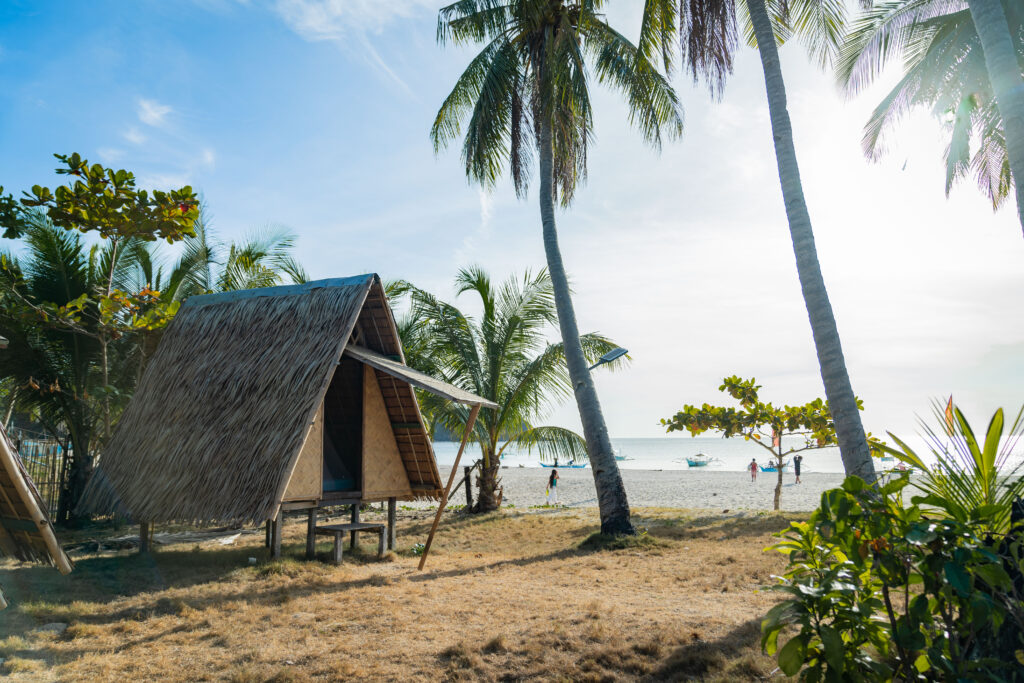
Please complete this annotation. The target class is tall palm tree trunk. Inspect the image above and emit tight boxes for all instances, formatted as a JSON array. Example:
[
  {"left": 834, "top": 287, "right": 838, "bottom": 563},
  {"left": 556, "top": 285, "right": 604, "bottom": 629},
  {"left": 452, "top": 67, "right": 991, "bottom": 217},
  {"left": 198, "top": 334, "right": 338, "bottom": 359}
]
[
  {"left": 538, "top": 121, "right": 635, "bottom": 535},
  {"left": 967, "top": 0, "right": 1024, "bottom": 235},
  {"left": 746, "top": 0, "right": 876, "bottom": 481}
]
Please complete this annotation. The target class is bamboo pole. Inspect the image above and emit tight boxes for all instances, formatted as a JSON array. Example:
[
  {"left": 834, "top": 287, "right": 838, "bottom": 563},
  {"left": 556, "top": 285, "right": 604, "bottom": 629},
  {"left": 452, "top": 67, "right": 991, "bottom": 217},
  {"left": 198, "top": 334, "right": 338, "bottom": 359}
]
[
  {"left": 0, "top": 428, "right": 72, "bottom": 574},
  {"left": 418, "top": 403, "right": 480, "bottom": 571}
]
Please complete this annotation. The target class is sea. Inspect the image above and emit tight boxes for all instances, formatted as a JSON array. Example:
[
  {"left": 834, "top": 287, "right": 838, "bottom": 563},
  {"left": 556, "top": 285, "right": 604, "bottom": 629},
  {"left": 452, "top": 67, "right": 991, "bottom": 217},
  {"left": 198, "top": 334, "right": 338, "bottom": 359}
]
[
  {"left": 433, "top": 435, "right": 846, "bottom": 473},
  {"left": 432, "top": 435, "right": 1024, "bottom": 474}
]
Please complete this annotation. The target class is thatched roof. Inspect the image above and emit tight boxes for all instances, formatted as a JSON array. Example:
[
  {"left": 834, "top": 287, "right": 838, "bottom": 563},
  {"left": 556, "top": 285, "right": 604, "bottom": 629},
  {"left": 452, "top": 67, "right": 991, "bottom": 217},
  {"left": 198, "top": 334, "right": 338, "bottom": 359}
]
[
  {"left": 0, "top": 422, "right": 72, "bottom": 576},
  {"left": 79, "top": 274, "right": 486, "bottom": 526}
]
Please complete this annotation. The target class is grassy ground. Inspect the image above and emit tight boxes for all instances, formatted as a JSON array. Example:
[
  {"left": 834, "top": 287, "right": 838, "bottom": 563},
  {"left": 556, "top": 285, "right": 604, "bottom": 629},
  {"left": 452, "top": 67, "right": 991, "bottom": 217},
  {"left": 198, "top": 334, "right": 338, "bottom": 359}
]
[{"left": 0, "top": 507, "right": 799, "bottom": 681}]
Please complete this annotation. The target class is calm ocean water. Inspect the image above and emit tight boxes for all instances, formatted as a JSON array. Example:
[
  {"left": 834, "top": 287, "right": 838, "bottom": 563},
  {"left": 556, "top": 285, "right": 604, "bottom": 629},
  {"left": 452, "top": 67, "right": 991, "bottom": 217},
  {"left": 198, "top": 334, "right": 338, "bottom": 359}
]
[
  {"left": 433, "top": 436, "right": 847, "bottom": 473},
  {"left": 432, "top": 435, "right": 1024, "bottom": 474}
]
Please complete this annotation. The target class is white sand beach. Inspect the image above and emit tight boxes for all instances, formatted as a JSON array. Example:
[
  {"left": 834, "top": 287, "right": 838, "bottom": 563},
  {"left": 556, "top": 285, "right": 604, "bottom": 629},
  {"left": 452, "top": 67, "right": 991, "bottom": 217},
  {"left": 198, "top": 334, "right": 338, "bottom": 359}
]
[{"left": 440, "top": 466, "right": 847, "bottom": 512}]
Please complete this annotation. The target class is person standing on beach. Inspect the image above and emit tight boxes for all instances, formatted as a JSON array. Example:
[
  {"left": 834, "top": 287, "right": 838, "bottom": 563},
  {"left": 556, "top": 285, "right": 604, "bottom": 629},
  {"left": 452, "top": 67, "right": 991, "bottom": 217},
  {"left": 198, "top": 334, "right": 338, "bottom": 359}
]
[
  {"left": 546, "top": 469, "right": 559, "bottom": 505},
  {"left": 793, "top": 454, "right": 803, "bottom": 484},
  {"left": 749, "top": 459, "right": 758, "bottom": 482}
]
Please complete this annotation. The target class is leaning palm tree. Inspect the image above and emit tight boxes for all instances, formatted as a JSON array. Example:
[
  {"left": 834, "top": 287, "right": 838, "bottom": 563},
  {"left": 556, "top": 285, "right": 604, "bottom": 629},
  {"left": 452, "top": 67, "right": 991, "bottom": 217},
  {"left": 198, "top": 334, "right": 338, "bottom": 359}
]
[
  {"left": 399, "top": 268, "right": 626, "bottom": 512},
  {"left": 641, "top": 0, "right": 876, "bottom": 481},
  {"left": 837, "top": 0, "right": 1023, "bottom": 216},
  {"left": 432, "top": 0, "right": 682, "bottom": 534}
]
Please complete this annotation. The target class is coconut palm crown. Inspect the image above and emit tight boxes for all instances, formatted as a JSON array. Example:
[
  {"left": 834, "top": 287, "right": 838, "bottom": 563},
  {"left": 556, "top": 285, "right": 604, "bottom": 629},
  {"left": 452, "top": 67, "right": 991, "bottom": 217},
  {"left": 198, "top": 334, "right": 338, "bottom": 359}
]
[
  {"left": 431, "top": 0, "right": 683, "bottom": 203},
  {"left": 396, "top": 268, "right": 626, "bottom": 512},
  {"left": 837, "top": 0, "right": 1023, "bottom": 212}
]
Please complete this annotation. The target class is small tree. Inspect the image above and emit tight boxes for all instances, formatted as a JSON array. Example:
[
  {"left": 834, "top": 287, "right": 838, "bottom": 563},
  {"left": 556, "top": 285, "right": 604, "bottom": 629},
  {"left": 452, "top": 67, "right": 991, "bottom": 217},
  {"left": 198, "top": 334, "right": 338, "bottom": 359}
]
[{"left": 661, "top": 376, "right": 864, "bottom": 510}]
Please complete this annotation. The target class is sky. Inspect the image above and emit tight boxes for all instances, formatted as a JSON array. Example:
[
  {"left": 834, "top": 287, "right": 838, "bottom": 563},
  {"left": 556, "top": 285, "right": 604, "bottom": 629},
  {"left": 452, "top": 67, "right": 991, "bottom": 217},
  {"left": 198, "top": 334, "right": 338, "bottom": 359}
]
[{"left": 0, "top": 0, "right": 1021, "bottom": 441}]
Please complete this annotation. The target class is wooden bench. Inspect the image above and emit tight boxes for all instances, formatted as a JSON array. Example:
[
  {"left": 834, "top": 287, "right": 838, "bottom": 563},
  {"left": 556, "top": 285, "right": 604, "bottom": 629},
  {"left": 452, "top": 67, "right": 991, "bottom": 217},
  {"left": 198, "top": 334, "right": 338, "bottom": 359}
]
[{"left": 314, "top": 522, "right": 386, "bottom": 564}]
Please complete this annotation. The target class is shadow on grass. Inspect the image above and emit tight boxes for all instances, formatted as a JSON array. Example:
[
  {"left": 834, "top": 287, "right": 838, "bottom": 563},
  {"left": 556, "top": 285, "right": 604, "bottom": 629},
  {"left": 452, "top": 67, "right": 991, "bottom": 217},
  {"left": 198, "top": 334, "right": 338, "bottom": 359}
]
[{"left": 647, "top": 618, "right": 769, "bottom": 681}]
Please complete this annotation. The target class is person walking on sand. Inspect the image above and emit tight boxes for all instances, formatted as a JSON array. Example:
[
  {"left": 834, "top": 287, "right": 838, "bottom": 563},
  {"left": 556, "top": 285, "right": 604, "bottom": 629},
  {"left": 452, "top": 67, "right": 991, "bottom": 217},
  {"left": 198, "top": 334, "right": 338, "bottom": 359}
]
[
  {"left": 546, "top": 468, "right": 559, "bottom": 505},
  {"left": 749, "top": 458, "right": 758, "bottom": 482},
  {"left": 793, "top": 454, "right": 803, "bottom": 484}
]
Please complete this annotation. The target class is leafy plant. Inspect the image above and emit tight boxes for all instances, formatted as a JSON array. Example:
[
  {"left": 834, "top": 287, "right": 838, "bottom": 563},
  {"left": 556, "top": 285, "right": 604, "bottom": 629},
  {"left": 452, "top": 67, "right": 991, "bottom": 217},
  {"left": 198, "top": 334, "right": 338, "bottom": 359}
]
[
  {"left": 877, "top": 403, "right": 1024, "bottom": 533},
  {"left": 763, "top": 473, "right": 1024, "bottom": 680}
]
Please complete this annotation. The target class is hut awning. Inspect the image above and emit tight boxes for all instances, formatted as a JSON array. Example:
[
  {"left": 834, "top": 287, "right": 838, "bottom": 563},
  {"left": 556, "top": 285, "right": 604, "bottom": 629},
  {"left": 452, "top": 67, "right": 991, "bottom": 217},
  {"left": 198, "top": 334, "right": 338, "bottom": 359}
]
[{"left": 344, "top": 345, "right": 499, "bottom": 410}]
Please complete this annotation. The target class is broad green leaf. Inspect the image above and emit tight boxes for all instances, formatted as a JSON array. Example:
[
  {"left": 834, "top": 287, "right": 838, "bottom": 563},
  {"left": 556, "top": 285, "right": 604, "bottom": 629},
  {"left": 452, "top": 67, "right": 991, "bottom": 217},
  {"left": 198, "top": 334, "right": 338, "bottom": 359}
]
[{"left": 778, "top": 635, "right": 807, "bottom": 676}]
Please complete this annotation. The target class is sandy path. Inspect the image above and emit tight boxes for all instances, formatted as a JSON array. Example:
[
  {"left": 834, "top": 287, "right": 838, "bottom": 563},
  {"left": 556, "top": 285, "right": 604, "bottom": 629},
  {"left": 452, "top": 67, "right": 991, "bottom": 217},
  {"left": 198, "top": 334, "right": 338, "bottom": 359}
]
[{"left": 439, "top": 466, "right": 846, "bottom": 512}]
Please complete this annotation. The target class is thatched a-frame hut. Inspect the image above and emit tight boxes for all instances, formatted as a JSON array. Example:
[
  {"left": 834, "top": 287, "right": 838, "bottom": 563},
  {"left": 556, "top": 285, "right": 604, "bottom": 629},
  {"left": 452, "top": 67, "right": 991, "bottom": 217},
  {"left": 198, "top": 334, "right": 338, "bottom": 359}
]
[
  {"left": 0, "top": 422, "right": 73, "bottom": 610},
  {"left": 80, "top": 274, "right": 495, "bottom": 559}
]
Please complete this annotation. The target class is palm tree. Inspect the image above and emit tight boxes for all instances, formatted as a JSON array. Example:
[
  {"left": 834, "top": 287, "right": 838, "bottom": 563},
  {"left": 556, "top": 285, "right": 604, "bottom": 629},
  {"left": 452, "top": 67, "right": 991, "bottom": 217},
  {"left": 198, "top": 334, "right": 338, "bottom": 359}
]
[
  {"left": 641, "top": 0, "right": 876, "bottom": 481},
  {"left": 837, "top": 0, "right": 1023, "bottom": 215},
  {"left": 432, "top": 0, "right": 682, "bottom": 534},
  {"left": 397, "top": 268, "right": 626, "bottom": 512},
  {"left": 0, "top": 213, "right": 103, "bottom": 521}
]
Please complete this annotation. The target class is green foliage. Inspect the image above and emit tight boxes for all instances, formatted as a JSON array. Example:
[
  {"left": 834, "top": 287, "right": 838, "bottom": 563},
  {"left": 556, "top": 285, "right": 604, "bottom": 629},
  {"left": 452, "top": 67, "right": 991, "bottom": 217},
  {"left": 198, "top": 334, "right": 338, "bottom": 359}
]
[
  {"left": 397, "top": 267, "right": 625, "bottom": 466},
  {"left": 661, "top": 375, "right": 852, "bottom": 449},
  {"left": 876, "top": 403, "right": 1024, "bottom": 534},
  {"left": 763, "top": 472, "right": 1024, "bottom": 680},
  {"left": 836, "top": 0, "right": 1023, "bottom": 209},
  {"left": 432, "top": 0, "right": 683, "bottom": 205},
  {"left": 10, "top": 153, "right": 198, "bottom": 242},
  {"left": 392, "top": 268, "right": 626, "bottom": 509}
]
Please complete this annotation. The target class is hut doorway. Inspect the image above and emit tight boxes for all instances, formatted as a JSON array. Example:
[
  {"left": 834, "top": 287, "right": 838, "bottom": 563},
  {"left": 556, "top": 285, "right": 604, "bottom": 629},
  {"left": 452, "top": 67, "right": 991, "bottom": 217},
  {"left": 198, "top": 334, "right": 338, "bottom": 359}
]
[{"left": 322, "top": 357, "right": 362, "bottom": 494}]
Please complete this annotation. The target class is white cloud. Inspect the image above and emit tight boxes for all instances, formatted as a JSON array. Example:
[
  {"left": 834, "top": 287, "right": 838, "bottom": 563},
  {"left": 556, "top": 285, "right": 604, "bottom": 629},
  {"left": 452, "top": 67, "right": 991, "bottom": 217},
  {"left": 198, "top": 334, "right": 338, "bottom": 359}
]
[
  {"left": 201, "top": 148, "right": 216, "bottom": 167},
  {"left": 123, "top": 127, "right": 147, "bottom": 145},
  {"left": 137, "top": 98, "right": 173, "bottom": 127},
  {"left": 273, "top": 0, "right": 433, "bottom": 40},
  {"left": 96, "top": 147, "right": 125, "bottom": 163}
]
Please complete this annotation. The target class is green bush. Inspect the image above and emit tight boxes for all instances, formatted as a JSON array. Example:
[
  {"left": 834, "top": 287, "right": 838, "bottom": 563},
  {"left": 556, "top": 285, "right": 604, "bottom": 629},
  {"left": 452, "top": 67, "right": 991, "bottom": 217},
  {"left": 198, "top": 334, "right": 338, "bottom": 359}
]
[{"left": 762, "top": 474, "right": 1024, "bottom": 680}]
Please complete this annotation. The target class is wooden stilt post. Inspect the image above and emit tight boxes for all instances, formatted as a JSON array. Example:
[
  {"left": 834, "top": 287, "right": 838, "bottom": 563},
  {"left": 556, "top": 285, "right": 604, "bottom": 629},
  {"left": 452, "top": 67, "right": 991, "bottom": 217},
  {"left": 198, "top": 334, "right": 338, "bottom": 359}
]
[
  {"left": 387, "top": 497, "right": 396, "bottom": 550},
  {"left": 139, "top": 522, "right": 150, "bottom": 554},
  {"left": 306, "top": 508, "right": 317, "bottom": 560},
  {"left": 271, "top": 514, "right": 282, "bottom": 559},
  {"left": 350, "top": 504, "right": 360, "bottom": 550},
  {"left": 419, "top": 403, "right": 480, "bottom": 571},
  {"left": 265, "top": 519, "right": 271, "bottom": 548},
  {"left": 465, "top": 466, "right": 473, "bottom": 508}
]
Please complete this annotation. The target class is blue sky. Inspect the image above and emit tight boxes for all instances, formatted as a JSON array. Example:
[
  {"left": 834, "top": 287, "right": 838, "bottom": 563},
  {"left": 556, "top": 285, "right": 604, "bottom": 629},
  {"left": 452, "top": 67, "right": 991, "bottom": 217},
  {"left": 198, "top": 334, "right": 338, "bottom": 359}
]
[{"left": 1, "top": 0, "right": 1022, "bottom": 440}]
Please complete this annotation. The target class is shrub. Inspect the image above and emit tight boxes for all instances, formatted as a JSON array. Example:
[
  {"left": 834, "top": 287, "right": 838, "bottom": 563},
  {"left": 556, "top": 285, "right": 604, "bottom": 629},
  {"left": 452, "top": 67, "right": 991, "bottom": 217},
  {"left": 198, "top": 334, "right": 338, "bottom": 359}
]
[{"left": 762, "top": 474, "right": 1024, "bottom": 680}]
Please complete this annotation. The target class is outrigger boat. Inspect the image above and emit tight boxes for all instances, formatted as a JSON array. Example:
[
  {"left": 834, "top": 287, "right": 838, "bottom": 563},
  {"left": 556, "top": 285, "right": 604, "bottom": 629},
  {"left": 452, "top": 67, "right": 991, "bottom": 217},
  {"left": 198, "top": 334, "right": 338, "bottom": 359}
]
[
  {"left": 685, "top": 453, "right": 713, "bottom": 467},
  {"left": 760, "top": 460, "right": 789, "bottom": 473}
]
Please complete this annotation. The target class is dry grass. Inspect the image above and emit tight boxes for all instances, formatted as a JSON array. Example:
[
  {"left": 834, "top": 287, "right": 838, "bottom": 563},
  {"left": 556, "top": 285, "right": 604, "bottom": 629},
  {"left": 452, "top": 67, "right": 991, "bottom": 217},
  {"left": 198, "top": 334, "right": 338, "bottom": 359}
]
[{"left": 0, "top": 507, "right": 800, "bottom": 681}]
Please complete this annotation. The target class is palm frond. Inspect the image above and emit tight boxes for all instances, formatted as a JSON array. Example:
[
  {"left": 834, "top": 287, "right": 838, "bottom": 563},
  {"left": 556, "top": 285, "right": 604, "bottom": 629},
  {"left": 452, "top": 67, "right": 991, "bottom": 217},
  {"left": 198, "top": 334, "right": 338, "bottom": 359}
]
[{"left": 503, "top": 424, "right": 589, "bottom": 462}]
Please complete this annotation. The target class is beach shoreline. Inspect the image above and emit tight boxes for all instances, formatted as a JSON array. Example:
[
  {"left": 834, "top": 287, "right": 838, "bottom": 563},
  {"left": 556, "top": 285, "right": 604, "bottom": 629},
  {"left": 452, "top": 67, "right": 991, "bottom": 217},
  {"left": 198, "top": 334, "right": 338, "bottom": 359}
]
[{"left": 439, "top": 466, "right": 845, "bottom": 512}]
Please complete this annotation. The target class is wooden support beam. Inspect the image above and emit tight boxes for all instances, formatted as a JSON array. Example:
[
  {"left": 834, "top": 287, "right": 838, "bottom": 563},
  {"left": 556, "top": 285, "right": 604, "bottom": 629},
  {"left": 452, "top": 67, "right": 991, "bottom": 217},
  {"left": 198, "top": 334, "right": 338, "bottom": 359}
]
[
  {"left": 271, "top": 514, "right": 282, "bottom": 559},
  {"left": 350, "top": 504, "right": 360, "bottom": 550},
  {"left": 387, "top": 497, "right": 396, "bottom": 550},
  {"left": 465, "top": 466, "right": 473, "bottom": 508},
  {"left": 139, "top": 522, "right": 150, "bottom": 554},
  {"left": 265, "top": 520, "right": 271, "bottom": 548},
  {"left": 419, "top": 403, "right": 480, "bottom": 571},
  {"left": 306, "top": 509, "right": 317, "bottom": 560}
]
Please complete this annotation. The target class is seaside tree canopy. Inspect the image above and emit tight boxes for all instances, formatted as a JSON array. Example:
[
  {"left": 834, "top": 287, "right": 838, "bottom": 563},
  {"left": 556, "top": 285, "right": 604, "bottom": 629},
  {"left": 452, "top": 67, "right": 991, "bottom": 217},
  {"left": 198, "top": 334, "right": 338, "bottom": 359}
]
[{"left": 661, "top": 376, "right": 871, "bottom": 511}]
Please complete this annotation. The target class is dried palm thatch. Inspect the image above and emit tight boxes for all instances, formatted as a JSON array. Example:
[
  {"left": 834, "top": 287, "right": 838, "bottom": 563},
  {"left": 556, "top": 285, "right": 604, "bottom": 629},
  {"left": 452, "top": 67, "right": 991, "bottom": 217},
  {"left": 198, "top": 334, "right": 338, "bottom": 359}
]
[
  {"left": 79, "top": 274, "right": 454, "bottom": 526},
  {"left": 0, "top": 421, "right": 73, "bottom": 602}
]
